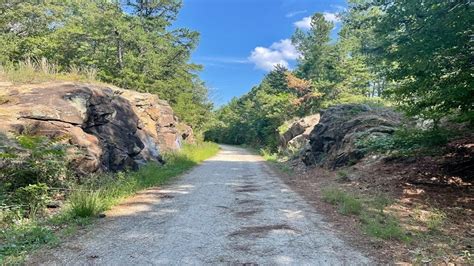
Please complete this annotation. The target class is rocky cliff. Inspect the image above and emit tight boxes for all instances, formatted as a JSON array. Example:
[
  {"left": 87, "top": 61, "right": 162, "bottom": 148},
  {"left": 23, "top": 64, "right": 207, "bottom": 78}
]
[
  {"left": 302, "top": 104, "right": 402, "bottom": 169},
  {"left": 0, "top": 82, "right": 193, "bottom": 173},
  {"left": 279, "top": 114, "right": 320, "bottom": 155}
]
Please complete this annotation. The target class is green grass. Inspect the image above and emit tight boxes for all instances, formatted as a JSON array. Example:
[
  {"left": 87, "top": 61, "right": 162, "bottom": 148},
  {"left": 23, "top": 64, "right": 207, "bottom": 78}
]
[
  {"left": 322, "top": 187, "right": 363, "bottom": 215},
  {"left": 0, "top": 223, "right": 58, "bottom": 264},
  {"left": 360, "top": 211, "right": 408, "bottom": 241},
  {"left": 322, "top": 187, "right": 408, "bottom": 241},
  {"left": 0, "top": 142, "right": 219, "bottom": 264},
  {"left": 69, "top": 190, "right": 103, "bottom": 218}
]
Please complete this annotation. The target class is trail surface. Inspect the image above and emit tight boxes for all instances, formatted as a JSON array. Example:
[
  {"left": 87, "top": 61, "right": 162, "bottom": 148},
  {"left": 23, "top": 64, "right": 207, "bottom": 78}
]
[{"left": 31, "top": 145, "right": 370, "bottom": 265}]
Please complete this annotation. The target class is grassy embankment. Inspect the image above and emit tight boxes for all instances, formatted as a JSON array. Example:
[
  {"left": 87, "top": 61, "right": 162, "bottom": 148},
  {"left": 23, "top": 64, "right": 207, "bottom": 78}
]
[{"left": 0, "top": 142, "right": 219, "bottom": 264}]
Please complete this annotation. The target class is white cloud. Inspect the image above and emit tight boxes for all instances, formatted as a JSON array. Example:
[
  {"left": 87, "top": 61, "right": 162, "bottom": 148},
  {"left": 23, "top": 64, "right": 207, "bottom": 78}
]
[
  {"left": 294, "top": 16, "right": 312, "bottom": 30},
  {"left": 294, "top": 12, "right": 341, "bottom": 30},
  {"left": 323, "top": 12, "right": 340, "bottom": 23},
  {"left": 248, "top": 39, "right": 300, "bottom": 72},
  {"left": 285, "top": 10, "right": 307, "bottom": 18}
]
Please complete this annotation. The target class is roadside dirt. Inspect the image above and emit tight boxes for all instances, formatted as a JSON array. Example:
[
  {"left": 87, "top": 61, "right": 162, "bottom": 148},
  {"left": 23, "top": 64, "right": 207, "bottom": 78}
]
[
  {"left": 28, "top": 145, "right": 370, "bottom": 265},
  {"left": 276, "top": 147, "right": 473, "bottom": 264}
]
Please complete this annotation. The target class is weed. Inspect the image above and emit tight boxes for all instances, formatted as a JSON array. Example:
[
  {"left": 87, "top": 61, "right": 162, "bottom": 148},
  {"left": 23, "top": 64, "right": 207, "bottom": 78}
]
[
  {"left": 336, "top": 170, "right": 350, "bottom": 182},
  {"left": 361, "top": 211, "right": 408, "bottom": 241},
  {"left": 357, "top": 127, "right": 457, "bottom": 157},
  {"left": 322, "top": 187, "right": 362, "bottom": 215},
  {"left": 68, "top": 190, "right": 103, "bottom": 218},
  {"left": 426, "top": 208, "right": 446, "bottom": 232},
  {"left": 14, "top": 183, "right": 50, "bottom": 218},
  {"left": 369, "top": 194, "right": 392, "bottom": 214},
  {"left": 0, "top": 223, "right": 57, "bottom": 264}
]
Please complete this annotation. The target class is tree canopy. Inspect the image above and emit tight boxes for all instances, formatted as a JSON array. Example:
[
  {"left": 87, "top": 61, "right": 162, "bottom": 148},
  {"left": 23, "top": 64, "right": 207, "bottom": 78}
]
[
  {"left": 0, "top": 0, "right": 212, "bottom": 130},
  {"left": 207, "top": 1, "right": 473, "bottom": 149}
]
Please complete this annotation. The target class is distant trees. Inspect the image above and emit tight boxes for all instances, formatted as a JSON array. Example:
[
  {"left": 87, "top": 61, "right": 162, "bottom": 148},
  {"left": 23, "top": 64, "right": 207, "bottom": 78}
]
[
  {"left": 208, "top": 1, "right": 473, "bottom": 148},
  {"left": 0, "top": 0, "right": 212, "bottom": 130}
]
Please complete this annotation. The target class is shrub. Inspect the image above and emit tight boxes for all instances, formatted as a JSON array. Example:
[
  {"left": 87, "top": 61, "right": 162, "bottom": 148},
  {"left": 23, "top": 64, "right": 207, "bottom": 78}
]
[
  {"left": 13, "top": 183, "right": 50, "bottom": 218},
  {"left": 0, "top": 135, "right": 70, "bottom": 191},
  {"left": 357, "top": 127, "right": 456, "bottom": 157},
  {"left": 336, "top": 170, "right": 350, "bottom": 182}
]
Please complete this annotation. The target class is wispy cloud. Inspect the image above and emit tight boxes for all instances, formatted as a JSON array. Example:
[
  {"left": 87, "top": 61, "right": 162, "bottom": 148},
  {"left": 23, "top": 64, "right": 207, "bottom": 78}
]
[
  {"left": 248, "top": 39, "right": 300, "bottom": 72},
  {"left": 285, "top": 10, "right": 307, "bottom": 18},
  {"left": 294, "top": 12, "right": 341, "bottom": 30}
]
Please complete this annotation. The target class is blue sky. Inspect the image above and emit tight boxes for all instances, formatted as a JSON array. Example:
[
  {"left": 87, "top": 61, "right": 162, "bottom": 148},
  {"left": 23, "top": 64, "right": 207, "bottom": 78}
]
[{"left": 175, "top": 0, "right": 346, "bottom": 105}]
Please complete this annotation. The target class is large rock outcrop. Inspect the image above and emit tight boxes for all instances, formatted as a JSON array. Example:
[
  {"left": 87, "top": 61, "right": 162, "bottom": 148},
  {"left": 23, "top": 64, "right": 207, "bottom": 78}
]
[
  {"left": 0, "top": 82, "right": 193, "bottom": 173},
  {"left": 302, "top": 104, "right": 402, "bottom": 169},
  {"left": 279, "top": 114, "right": 320, "bottom": 155}
]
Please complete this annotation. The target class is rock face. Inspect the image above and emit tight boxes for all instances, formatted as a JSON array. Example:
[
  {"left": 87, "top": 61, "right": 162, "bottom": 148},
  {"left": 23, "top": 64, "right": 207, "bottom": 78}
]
[
  {"left": 0, "top": 82, "right": 193, "bottom": 173},
  {"left": 279, "top": 114, "right": 320, "bottom": 155},
  {"left": 302, "top": 104, "right": 402, "bottom": 169}
]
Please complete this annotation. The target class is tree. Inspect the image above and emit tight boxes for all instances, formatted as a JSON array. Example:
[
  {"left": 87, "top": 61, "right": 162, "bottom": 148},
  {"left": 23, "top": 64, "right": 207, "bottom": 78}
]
[
  {"left": 291, "top": 13, "right": 339, "bottom": 101},
  {"left": 373, "top": 0, "right": 473, "bottom": 123},
  {"left": 0, "top": 0, "right": 211, "bottom": 130}
]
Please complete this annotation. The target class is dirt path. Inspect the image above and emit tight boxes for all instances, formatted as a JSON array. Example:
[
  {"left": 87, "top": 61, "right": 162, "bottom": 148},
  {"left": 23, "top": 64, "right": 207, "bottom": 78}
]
[{"left": 31, "top": 145, "right": 370, "bottom": 265}]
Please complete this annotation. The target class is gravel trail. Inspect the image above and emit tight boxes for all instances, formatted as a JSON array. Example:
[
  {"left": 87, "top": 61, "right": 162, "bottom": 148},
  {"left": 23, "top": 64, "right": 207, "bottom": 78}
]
[{"left": 31, "top": 145, "right": 370, "bottom": 265}]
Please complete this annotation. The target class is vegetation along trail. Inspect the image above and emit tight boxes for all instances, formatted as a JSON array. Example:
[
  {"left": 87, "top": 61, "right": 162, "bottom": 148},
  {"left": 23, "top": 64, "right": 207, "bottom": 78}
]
[{"left": 30, "top": 145, "right": 370, "bottom": 265}]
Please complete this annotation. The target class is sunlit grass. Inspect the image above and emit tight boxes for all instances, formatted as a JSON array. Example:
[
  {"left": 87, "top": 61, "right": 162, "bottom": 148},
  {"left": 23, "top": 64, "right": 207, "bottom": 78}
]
[
  {"left": 0, "top": 57, "right": 99, "bottom": 84},
  {"left": 0, "top": 142, "right": 219, "bottom": 264}
]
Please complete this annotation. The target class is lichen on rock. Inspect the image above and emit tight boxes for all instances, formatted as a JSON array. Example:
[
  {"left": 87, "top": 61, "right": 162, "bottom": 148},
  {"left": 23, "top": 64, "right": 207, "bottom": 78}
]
[
  {"left": 301, "top": 104, "right": 402, "bottom": 169},
  {"left": 0, "top": 82, "right": 194, "bottom": 174}
]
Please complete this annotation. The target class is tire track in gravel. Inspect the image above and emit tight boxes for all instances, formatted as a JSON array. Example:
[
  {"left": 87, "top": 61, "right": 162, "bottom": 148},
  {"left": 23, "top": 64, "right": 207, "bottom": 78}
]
[{"left": 29, "top": 145, "right": 370, "bottom": 265}]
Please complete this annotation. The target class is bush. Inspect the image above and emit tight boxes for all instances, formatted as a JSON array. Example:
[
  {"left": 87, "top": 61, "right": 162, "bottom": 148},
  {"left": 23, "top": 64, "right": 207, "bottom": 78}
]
[
  {"left": 0, "top": 135, "right": 69, "bottom": 191},
  {"left": 13, "top": 183, "right": 50, "bottom": 218},
  {"left": 357, "top": 128, "right": 456, "bottom": 157}
]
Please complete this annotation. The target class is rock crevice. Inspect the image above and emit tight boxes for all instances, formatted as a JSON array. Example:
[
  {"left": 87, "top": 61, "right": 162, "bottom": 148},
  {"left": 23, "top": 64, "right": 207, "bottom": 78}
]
[{"left": 0, "top": 82, "right": 194, "bottom": 173}]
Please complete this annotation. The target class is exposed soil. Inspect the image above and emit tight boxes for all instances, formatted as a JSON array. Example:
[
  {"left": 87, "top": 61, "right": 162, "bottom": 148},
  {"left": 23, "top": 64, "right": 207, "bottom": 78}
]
[{"left": 277, "top": 136, "right": 473, "bottom": 264}]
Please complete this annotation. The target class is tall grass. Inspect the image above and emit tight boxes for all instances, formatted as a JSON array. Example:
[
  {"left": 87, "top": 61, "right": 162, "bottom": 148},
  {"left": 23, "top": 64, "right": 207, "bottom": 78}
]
[{"left": 0, "top": 57, "right": 98, "bottom": 84}]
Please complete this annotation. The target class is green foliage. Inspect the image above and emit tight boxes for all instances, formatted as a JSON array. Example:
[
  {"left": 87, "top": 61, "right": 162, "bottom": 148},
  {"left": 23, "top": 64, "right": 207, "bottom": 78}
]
[
  {"left": 13, "top": 183, "right": 50, "bottom": 218},
  {"left": 357, "top": 128, "right": 456, "bottom": 157},
  {"left": 0, "top": 135, "right": 69, "bottom": 191},
  {"left": 425, "top": 208, "right": 447, "bottom": 232},
  {"left": 322, "top": 187, "right": 408, "bottom": 241},
  {"left": 0, "top": 0, "right": 212, "bottom": 130},
  {"left": 336, "top": 170, "right": 350, "bottom": 182},
  {"left": 361, "top": 211, "right": 408, "bottom": 241},
  {"left": 0, "top": 223, "right": 57, "bottom": 263},
  {"left": 68, "top": 142, "right": 219, "bottom": 217},
  {"left": 68, "top": 190, "right": 102, "bottom": 218},
  {"left": 210, "top": 2, "right": 472, "bottom": 152},
  {"left": 205, "top": 66, "right": 300, "bottom": 151},
  {"left": 371, "top": 0, "right": 473, "bottom": 123},
  {"left": 0, "top": 142, "right": 219, "bottom": 262},
  {"left": 322, "top": 187, "right": 362, "bottom": 215}
]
